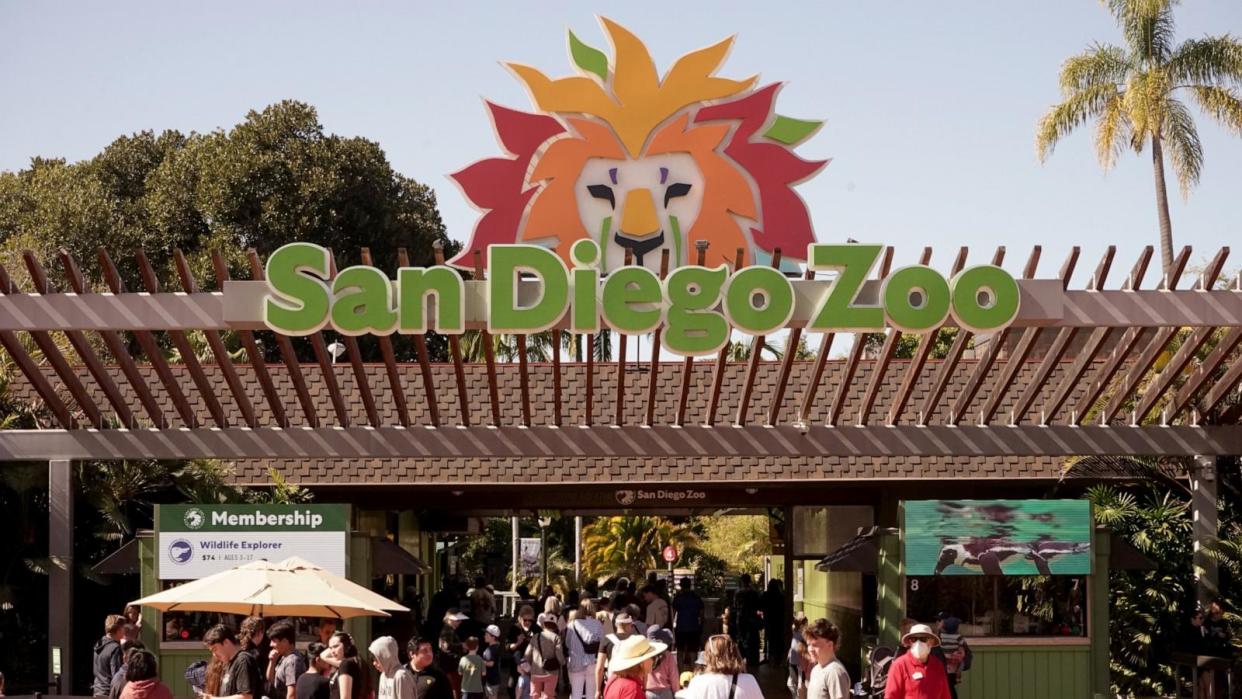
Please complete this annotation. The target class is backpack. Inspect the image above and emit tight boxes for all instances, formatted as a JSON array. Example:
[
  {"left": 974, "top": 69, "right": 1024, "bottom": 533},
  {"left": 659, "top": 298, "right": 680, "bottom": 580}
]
[
  {"left": 573, "top": 622, "right": 601, "bottom": 656},
  {"left": 538, "top": 634, "right": 562, "bottom": 672},
  {"left": 960, "top": 639, "right": 973, "bottom": 672}
]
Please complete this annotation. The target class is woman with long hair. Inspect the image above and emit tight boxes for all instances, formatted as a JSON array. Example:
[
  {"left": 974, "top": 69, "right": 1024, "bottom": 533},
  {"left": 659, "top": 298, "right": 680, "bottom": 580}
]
[
  {"left": 320, "top": 631, "right": 369, "bottom": 699},
  {"left": 677, "top": 636, "right": 763, "bottom": 699}
]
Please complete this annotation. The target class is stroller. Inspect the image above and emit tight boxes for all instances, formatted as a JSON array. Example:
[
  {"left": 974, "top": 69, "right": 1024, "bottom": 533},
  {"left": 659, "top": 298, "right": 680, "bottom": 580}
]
[{"left": 855, "top": 646, "right": 895, "bottom": 698}]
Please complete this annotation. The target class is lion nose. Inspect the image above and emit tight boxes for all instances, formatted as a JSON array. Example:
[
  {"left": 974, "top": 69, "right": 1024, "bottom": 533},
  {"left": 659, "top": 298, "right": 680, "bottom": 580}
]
[{"left": 619, "top": 188, "right": 660, "bottom": 239}]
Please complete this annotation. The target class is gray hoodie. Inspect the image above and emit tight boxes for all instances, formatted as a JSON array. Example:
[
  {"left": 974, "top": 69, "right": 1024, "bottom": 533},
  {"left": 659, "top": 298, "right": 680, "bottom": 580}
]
[{"left": 369, "top": 636, "right": 416, "bottom": 699}]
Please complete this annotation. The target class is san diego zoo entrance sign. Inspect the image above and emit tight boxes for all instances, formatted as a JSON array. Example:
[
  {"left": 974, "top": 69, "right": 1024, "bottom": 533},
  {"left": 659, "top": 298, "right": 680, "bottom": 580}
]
[{"left": 261, "top": 241, "right": 1021, "bottom": 350}]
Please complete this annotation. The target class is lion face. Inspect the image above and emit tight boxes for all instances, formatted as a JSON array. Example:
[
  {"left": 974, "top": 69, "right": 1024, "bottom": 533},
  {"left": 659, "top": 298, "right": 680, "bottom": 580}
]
[
  {"left": 450, "top": 18, "right": 825, "bottom": 273},
  {"left": 574, "top": 152, "right": 704, "bottom": 273}
]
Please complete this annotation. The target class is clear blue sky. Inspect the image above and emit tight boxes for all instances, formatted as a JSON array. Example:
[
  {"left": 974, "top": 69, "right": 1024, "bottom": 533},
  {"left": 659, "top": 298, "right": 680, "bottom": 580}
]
[{"left": 2, "top": 1, "right": 1240, "bottom": 285}]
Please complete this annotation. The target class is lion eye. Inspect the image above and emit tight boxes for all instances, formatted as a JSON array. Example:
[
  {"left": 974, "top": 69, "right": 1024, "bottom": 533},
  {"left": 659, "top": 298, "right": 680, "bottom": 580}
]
[
  {"left": 587, "top": 184, "right": 615, "bottom": 209},
  {"left": 664, "top": 182, "right": 692, "bottom": 207}
]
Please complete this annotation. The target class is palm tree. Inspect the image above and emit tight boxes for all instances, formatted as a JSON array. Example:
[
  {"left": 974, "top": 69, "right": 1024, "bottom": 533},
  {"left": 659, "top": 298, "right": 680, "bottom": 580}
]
[
  {"left": 580, "top": 515, "right": 697, "bottom": 582},
  {"left": 1035, "top": 0, "right": 1242, "bottom": 274}
]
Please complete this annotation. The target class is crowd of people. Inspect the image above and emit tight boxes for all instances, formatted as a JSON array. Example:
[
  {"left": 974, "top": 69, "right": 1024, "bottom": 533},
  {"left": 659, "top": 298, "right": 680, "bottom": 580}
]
[{"left": 83, "top": 573, "right": 976, "bottom": 699}]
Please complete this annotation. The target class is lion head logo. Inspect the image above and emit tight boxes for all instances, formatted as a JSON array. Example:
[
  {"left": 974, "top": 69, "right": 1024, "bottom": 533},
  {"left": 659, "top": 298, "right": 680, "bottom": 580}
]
[{"left": 451, "top": 18, "right": 827, "bottom": 273}]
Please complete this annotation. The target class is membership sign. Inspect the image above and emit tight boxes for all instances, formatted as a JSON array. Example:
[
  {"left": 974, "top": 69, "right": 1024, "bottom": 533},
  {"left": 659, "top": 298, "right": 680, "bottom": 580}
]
[{"left": 157, "top": 504, "right": 348, "bottom": 580}]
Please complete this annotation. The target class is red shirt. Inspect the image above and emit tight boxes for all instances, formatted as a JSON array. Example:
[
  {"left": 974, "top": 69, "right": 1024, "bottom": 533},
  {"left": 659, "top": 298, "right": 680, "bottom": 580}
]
[
  {"left": 884, "top": 653, "right": 951, "bottom": 699},
  {"left": 603, "top": 675, "right": 645, "bottom": 699}
]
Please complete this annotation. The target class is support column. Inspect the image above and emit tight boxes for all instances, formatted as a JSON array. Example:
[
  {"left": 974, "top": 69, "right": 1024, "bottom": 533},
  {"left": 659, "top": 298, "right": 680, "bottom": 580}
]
[
  {"left": 782, "top": 507, "right": 794, "bottom": 641},
  {"left": 48, "top": 459, "right": 73, "bottom": 694},
  {"left": 574, "top": 516, "right": 582, "bottom": 585},
  {"left": 1192, "top": 455, "right": 1220, "bottom": 607}
]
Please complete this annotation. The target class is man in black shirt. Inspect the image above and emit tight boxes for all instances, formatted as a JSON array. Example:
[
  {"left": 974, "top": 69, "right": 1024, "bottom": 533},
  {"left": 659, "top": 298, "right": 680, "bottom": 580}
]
[
  {"left": 296, "top": 643, "right": 332, "bottom": 699},
  {"left": 205, "top": 624, "right": 262, "bottom": 699},
  {"left": 408, "top": 637, "right": 454, "bottom": 699}
]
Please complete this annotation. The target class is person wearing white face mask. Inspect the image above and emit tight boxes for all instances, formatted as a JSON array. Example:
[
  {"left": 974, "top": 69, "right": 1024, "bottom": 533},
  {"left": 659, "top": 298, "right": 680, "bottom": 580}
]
[{"left": 883, "top": 624, "right": 950, "bottom": 699}]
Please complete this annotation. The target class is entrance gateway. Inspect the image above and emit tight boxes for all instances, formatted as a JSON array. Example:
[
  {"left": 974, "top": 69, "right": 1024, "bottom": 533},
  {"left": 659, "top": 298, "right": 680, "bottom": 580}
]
[{"left": 0, "top": 17, "right": 1239, "bottom": 699}]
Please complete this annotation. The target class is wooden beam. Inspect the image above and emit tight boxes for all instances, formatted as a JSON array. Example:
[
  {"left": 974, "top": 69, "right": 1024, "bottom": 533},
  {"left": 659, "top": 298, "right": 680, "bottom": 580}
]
[
  {"left": 247, "top": 249, "right": 318, "bottom": 427},
  {"left": 98, "top": 249, "right": 200, "bottom": 428},
  {"left": 1132, "top": 247, "right": 1231, "bottom": 423},
  {"left": 1100, "top": 246, "right": 1212, "bottom": 424},
  {"left": 25, "top": 251, "right": 134, "bottom": 428},
  {"left": 675, "top": 241, "right": 710, "bottom": 426},
  {"left": 1169, "top": 327, "right": 1242, "bottom": 422},
  {"left": 585, "top": 332, "right": 595, "bottom": 427},
  {"left": 355, "top": 248, "right": 408, "bottom": 427},
  {"left": 614, "top": 250, "right": 633, "bottom": 426},
  {"left": 432, "top": 242, "right": 470, "bottom": 426},
  {"left": 646, "top": 250, "right": 671, "bottom": 426},
  {"left": 135, "top": 250, "right": 228, "bottom": 428},
  {"left": 827, "top": 247, "right": 893, "bottom": 427},
  {"left": 737, "top": 248, "right": 781, "bottom": 426},
  {"left": 888, "top": 247, "right": 967, "bottom": 425},
  {"left": 979, "top": 247, "right": 1079, "bottom": 425},
  {"left": 399, "top": 248, "right": 439, "bottom": 428},
  {"left": 1043, "top": 246, "right": 1149, "bottom": 425},
  {"left": 172, "top": 250, "right": 258, "bottom": 428},
  {"left": 949, "top": 246, "right": 1041, "bottom": 425},
  {"left": 516, "top": 335, "right": 532, "bottom": 427},
  {"left": 797, "top": 331, "right": 836, "bottom": 424},
  {"left": 1011, "top": 247, "right": 1114, "bottom": 424},
  {"left": 1201, "top": 358, "right": 1242, "bottom": 421},
  {"left": 552, "top": 329, "right": 563, "bottom": 427},
  {"left": 321, "top": 251, "right": 380, "bottom": 428},
  {"left": 0, "top": 328, "right": 76, "bottom": 428},
  {"left": 212, "top": 252, "right": 286, "bottom": 427},
  {"left": 473, "top": 250, "right": 501, "bottom": 426},
  {"left": 858, "top": 247, "right": 931, "bottom": 425},
  {"left": 769, "top": 267, "right": 814, "bottom": 427},
  {"left": 706, "top": 249, "right": 744, "bottom": 426}
]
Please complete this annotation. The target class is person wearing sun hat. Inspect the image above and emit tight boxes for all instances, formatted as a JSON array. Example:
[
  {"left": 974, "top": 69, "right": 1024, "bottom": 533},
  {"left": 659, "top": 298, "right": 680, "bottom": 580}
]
[
  {"left": 595, "top": 611, "right": 638, "bottom": 697},
  {"left": 601, "top": 635, "right": 667, "bottom": 699},
  {"left": 883, "top": 624, "right": 950, "bottom": 699}
]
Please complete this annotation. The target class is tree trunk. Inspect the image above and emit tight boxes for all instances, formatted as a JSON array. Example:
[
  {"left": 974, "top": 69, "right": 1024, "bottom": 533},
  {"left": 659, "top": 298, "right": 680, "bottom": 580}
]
[{"left": 1150, "top": 133, "right": 1176, "bottom": 279}]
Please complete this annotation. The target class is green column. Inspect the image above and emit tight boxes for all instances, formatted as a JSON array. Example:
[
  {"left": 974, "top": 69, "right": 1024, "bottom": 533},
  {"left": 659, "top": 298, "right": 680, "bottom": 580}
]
[
  {"left": 1089, "top": 527, "right": 1111, "bottom": 698},
  {"left": 876, "top": 530, "right": 903, "bottom": 650}
]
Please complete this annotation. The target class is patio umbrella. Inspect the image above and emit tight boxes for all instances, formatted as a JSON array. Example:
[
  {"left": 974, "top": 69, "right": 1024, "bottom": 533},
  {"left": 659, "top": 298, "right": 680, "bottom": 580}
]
[{"left": 130, "top": 556, "right": 409, "bottom": 619}]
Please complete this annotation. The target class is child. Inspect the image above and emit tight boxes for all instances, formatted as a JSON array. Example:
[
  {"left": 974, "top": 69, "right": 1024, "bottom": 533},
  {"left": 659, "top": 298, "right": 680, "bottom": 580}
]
[
  {"left": 644, "top": 628, "right": 680, "bottom": 699},
  {"left": 459, "top": 637, "right": 487, "bottom": 699},
  {"left": 939, "top": 616, "right": 967, "bottom": 698},
  {"left": 787, "top": 612, "right": 809, "bottom": 699},
  {"left": 482, "top": 626, "right": 503, "bottom": 699}
]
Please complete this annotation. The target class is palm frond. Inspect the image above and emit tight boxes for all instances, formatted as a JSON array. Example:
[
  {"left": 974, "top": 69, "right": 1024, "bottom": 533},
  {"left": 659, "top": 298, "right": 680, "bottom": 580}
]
[
  {"left": 1060, "top": 43, "right": 1132, "bottom": 95},
  {"left": 1167, "top": 35, "right": 1242, "bottom": 87},
  {"left": 1103, "top": 0, "right": 1178, "bottom": 64},
  {"left": 1037, "top": 84, "right": 1125, "bottom": 161},
  {"left": 1161, "top": 98, "right": 1203, "bottom": 197},
  {"left": 1188, "top": 85, "right": 1242, "bottom": 136},
  {"left": 1095, "top": 92, "right": 1134, "bottom": 169}
]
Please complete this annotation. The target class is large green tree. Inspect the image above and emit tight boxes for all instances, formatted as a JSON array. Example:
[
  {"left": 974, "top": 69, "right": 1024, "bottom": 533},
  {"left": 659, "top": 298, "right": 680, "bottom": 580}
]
[
  {"left": 1035, "top": 0, "right": 1242, "bottom": 274},
  {"left": 581, "top": 515, "right": 697, "bottom": 582}
]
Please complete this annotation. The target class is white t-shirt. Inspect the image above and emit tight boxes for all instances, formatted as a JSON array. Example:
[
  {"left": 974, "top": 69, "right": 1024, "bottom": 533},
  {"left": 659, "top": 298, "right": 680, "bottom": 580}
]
[
  {"left": 808, "top": 659, "right": 851, "bottom": 699},
  {"left": 675, "top": 672, "right": 763, "bottom": 699}
]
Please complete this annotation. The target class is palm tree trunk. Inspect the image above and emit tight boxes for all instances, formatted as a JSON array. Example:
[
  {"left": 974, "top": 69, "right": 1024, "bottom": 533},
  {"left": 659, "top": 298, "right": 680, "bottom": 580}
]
[{"left": 1150, "top": 133, "right": 1176, "bottom": 278}]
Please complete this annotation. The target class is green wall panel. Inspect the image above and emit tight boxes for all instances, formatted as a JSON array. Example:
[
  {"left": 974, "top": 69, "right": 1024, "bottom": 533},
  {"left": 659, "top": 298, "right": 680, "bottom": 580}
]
[
  {"left": 159, "top": 648, "right": 207, "bottom": 697},
  {"left": 956, "top": 645, "right": 1091, "bottom": 699}
]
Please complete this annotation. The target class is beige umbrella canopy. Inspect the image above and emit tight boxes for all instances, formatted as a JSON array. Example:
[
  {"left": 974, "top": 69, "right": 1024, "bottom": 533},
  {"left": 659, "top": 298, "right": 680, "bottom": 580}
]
[{"left": 131, "top": 556, "right": 408, "bottom": 619}]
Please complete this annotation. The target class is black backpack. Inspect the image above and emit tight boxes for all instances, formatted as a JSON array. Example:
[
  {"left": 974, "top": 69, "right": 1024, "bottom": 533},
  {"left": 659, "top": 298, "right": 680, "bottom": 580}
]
[{"left": 573, "top": 622, "right": 601, "bottom": 656}]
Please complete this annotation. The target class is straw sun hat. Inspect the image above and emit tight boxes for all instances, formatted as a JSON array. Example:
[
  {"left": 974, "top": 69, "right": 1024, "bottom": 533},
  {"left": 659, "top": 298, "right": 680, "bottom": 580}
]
[
  {"left": 901, "top": 623, "right": 941, "bottom": 647},
  {"left": 608, "top": 635, "right": 668, "bottom": 672}
]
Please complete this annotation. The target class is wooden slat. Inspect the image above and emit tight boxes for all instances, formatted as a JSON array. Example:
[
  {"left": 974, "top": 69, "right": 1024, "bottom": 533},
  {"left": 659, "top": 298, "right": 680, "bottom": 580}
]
[
  {"left": 1043, "top": 246, "right": 1150, "bottom": 425},
  {"left": 1100, "top": 246, "right": 1210, "bottom": 424},
  {"left": 1072, "top": 247, "right": 1189, "bottom": 424},
  {"left": 516, "top": 335, "right": 531, "bottom": 427},
  {"left": 399, "top": 248, "right": 439, "bottom": 428},
  {"left": 919, "top": 247, "right": 1007, "bottom": 425},
  {"left": 827, "top": 247, "right": 893, "bottom": 427},
  {"left": 172, "top": 250, "right": 258, "bottom": 428},
  {"left": 888, "top": 247, "right": 967, "bottom": 425},
  {"left": 858, "top": 247, "right": 931, "bottom": 425},
  {"left": 1201, "top": 358, "right": 1242, "bottom": 421},
  {"left": 614, "top": 250, "right": 633, "bottom": 427},
  {"left": 432, "top": 242, "right": 470, "bottom": 426},
  {"left": 25, "top": 251, "right": 134, "bottom": 428},
  {"left": 1169, "top": 327, "right": 1242, "bottom": 422},
  {"left": 797, "top": 331, "right": 836, "bottom": 424},
  {"left": 0, "top": 327, "right": 76, "bottom": 428},
  {"left": 585, "top": 332, "right": 595, "bottom": 427},
  {"left": 135, "top": 250, "right": 228, "bottom": 428},
  {"left": 979, "top": 247, "right": 1079, "bottom": 425},
  {"left": 473, "top": 250, "right": 502, "bottom": 426},
  {"left": 98, "top": 249, "right": 200, "bottom": 428},
  {"left": 948, "top": 246, "right": 1041, "bottom": 425},
  {"left": 646, "top": 250, "right": 671, "bottom": 426},
  {"left": 675, "top": 241, "right": 710, "bottom": 426},
  {"left": 552, "top": 329, "right": 563, "bottom": 427},
  {"left": 1132, "top": 247, "right": 1231, "bottom": 423},
  {"left": 0, "top": 261, "right": 102, "bottom": 429},
  {"left": 706, "top": 249, "right": 744, "bottom": 426},
  {"left": 769, "top": 268, "right": 814, "bottom": 426},
  {"left": 212, "top": 252, "right": 286, "bottom": 427},
  {"left": 247, "top": 250, "right": 318, "bottom": 427},
  {"left": 324, "top": 251, "right": 381, "bottom": 428},
  {"left": 1011, "top": 247, "right": 1114, "bottom": 424},
  {"left": 737, "top": 248, "right": 781, "bottom": 426},
  {"left": 359, "top": 248, "right": 410, "bottom": 427}
]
